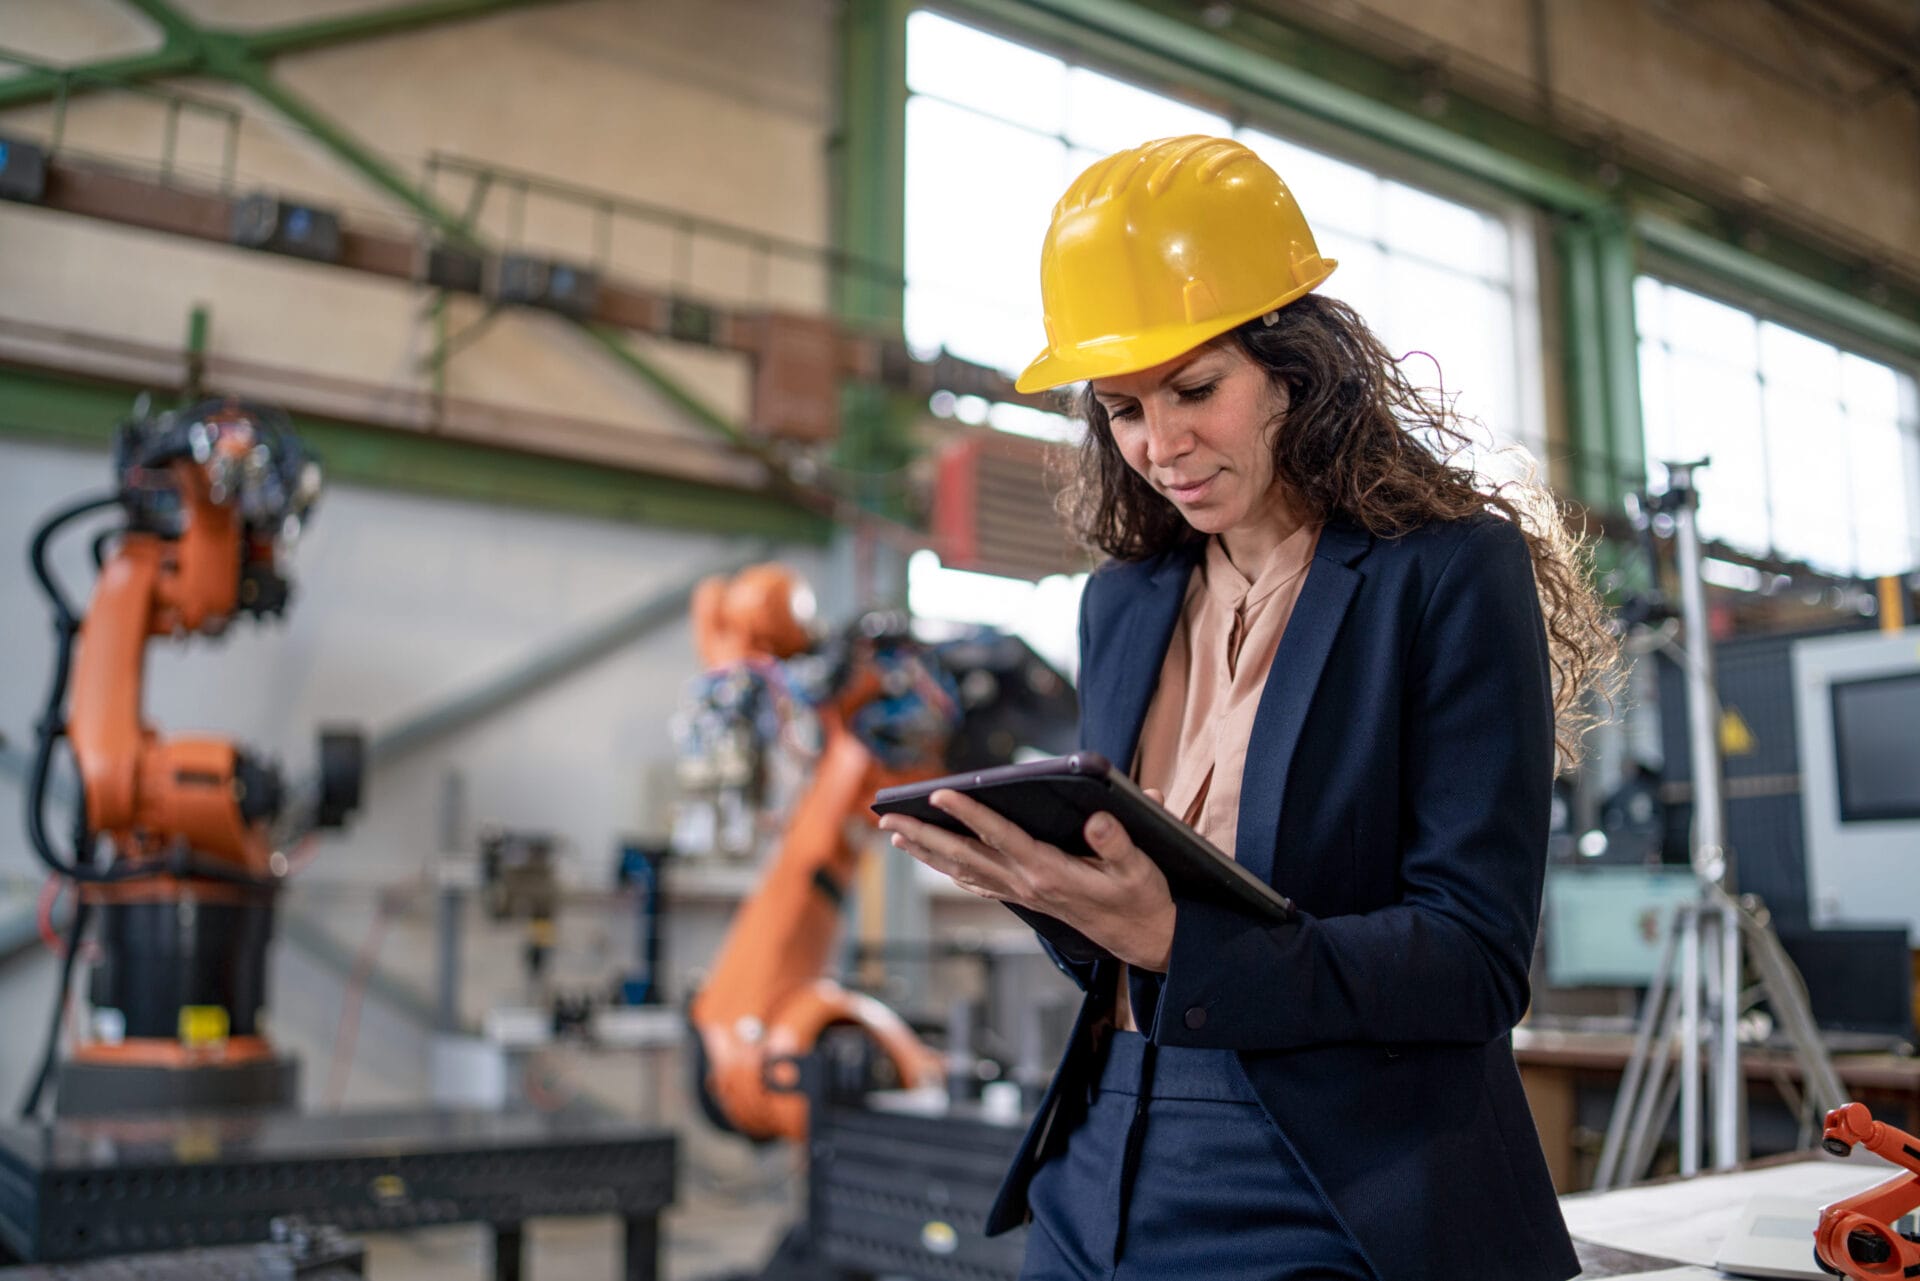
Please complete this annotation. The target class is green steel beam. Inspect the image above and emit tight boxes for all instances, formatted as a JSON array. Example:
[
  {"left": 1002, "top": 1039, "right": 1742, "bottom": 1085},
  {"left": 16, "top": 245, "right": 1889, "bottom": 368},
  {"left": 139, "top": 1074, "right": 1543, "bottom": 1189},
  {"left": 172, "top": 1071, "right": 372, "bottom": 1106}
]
[
  {"left": 579, "top": 323, "right": 748, "bottom": 448},
  {"left": 834, "top": 0, "right": 910, "bottom": 328},
  {"left": 117, "top": 0, "right": 201, "bottom": 48},
  {"left": 833, "top": 0, "right": 915, "bottom": 523},
  {"left": 0, "top": 0, "right": 554, "bottom": 111},
  {"left": 212, "top": 48, "right": 473, "bottom": 243},
  {"left": 0, "top": 364, "right": 830, "bottom": 543},
  {"left": 1556, "top": 218, "right": 1614, "bottom": 508},
  {"left": 0, "top": 46, "right": 199, "bottom": 111},
  {"left": 244, "top": 0, "right": 563, "bottom": 58},
  {"left": 1554, "top": 213, "right": 1645, "bottom": 513},
  {"left": 182, "top": 303, "right": 209, "bottom": 402},
  {"left": 1593, "top": 211, "right": 1646, "bottom": 506},
  {"left": 1638, "top": 216, "right": 1920, "bottom": 364}
]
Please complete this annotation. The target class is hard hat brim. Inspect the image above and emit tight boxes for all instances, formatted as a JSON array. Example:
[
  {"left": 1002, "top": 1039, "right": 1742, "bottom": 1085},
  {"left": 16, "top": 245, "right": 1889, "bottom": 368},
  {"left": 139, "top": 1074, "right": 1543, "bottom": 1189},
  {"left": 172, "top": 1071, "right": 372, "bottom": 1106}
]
[{"left": 1012, "top": 262, "right": 1336, "bottom": 395}]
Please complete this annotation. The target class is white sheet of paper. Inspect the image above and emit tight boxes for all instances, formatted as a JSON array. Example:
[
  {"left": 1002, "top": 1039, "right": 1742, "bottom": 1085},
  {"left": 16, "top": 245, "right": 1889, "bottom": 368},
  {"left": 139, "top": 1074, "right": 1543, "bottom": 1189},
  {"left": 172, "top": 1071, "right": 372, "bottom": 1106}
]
[{"left": 1560, "top": 1155, "right": 1894, "bottom": 1268}]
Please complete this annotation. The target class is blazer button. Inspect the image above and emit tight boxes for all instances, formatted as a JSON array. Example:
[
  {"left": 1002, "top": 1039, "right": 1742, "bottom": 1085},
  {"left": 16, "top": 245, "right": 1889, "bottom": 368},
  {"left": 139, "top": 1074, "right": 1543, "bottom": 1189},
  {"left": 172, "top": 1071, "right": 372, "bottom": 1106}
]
[{"left": 1183, "top": 1006, "right": 1207, "bottom": 1031}]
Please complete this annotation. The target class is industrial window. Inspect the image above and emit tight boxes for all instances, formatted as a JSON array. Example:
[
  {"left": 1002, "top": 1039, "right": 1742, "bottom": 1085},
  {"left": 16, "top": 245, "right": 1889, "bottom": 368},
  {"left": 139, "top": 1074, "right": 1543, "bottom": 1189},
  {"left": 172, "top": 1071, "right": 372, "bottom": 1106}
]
[
  {"left": 902, "top": 9, "right": 1543, "bottom": 649},
  {"left": 1635, "top": 277, "right": 1920, "bottom": 578},
  {"left": 901, "top": 9, "right": 1543, "bottom": 461}
]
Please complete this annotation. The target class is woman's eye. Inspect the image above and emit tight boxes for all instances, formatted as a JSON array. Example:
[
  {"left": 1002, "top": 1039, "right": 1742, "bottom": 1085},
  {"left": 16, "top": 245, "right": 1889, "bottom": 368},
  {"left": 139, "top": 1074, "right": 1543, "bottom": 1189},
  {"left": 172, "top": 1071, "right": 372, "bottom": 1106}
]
[
  {"left": 1105, "top": 403, "right": 1139, "bottom": 421},
  {"left": 1176, "top": 382, "right": 1218, "bottom": 403}
]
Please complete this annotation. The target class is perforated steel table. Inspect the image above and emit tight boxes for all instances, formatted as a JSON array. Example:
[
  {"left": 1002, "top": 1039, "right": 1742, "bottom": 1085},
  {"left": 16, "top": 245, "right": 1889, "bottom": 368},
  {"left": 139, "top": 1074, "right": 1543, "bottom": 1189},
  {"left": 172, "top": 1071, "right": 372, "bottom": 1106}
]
[{"left": 0, "top": 1108, "right": 675, "bottom": 1280}]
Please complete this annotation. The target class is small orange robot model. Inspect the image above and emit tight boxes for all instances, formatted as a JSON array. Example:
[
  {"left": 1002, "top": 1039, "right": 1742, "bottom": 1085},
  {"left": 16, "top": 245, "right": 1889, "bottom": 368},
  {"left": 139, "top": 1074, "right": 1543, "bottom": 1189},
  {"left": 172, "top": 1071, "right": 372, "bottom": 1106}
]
[
  {"left": 684, "top": 565, "right": 946, "bottom": 1141},
  {"left": 1815, "top": 1102, "right": 1920, "bottom": 1278}
]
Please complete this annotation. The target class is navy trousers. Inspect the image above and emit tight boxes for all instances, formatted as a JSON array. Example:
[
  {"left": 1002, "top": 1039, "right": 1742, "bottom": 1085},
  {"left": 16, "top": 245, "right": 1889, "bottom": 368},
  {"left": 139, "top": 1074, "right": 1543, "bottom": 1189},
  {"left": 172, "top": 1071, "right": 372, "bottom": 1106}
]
[{"left": 1021, "top": 1031, "right": 1375, "bottom": 1281}]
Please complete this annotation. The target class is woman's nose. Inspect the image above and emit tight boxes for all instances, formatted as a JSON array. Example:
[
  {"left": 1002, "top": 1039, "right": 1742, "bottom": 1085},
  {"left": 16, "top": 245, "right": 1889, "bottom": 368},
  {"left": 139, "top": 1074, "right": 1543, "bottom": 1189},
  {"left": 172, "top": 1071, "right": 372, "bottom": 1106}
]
[{"left": 1142, "top": 408, "right": 1194, "bottom": 466}]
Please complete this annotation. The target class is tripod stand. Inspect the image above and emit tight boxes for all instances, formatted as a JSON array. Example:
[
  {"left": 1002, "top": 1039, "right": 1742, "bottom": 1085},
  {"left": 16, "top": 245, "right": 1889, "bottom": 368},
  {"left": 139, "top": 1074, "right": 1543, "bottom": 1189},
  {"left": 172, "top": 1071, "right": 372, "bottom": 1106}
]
[{"left": 1592, "top": 459, "right": 1848, "bottom": 1189}]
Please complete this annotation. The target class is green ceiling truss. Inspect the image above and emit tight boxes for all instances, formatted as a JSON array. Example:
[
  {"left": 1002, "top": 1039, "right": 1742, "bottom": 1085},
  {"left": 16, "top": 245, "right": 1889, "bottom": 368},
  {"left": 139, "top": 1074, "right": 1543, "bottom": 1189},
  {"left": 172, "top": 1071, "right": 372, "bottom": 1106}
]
[
  {"left": 0, "top": 0, "right": 565, "bottom": 113},
  {"left": 0, "top": 0, "right": 816, "bottom": 536}
]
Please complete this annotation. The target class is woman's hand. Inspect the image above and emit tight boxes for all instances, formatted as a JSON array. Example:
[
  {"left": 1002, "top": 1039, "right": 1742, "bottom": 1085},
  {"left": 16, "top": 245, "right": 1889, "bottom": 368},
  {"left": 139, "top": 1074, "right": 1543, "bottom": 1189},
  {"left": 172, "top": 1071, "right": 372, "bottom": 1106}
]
[{"left": 876, "top": 787, "right": 1177, "bottom": 972}]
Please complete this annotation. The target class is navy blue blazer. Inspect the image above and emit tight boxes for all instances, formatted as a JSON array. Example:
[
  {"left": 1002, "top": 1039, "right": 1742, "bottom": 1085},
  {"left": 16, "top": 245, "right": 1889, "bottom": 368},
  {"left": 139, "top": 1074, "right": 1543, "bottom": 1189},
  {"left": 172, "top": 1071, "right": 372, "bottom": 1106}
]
[{"left": 987, "top": 513, "right": 1580, "bottom": 1281}]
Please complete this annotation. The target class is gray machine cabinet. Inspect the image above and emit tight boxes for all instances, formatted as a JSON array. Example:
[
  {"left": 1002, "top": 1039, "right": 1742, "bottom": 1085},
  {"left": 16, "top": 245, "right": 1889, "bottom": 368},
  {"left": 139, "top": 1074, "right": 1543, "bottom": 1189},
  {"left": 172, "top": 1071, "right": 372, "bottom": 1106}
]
[{"left": 1792, "top": 626, "right": 1920, "bottom": 933}]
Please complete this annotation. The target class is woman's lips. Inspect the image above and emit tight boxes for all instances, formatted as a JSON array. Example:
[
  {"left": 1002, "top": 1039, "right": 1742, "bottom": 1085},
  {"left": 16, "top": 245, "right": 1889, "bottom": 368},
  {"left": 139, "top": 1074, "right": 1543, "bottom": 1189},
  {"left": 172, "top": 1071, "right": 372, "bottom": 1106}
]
[{"left": 1163, "top": 472, "right": 1219, "bottom": 502}]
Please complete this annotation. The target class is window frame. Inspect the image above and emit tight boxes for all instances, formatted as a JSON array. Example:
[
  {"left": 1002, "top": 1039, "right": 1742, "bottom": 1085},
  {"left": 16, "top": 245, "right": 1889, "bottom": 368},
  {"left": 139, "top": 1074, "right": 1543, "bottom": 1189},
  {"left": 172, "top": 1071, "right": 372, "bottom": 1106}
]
[
  {"left": 1634, "top": 260, "right": 1920, "bottom": 578},
  {"left": 903, "top": 2, "right": 1549, "bottom": 459}
]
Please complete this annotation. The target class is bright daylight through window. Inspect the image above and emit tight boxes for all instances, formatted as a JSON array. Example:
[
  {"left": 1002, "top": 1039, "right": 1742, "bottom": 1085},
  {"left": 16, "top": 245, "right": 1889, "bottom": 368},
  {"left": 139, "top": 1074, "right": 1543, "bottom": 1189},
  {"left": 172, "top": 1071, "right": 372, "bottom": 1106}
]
[
  {"left": 1636, "top": 276, "right": 1920, "bottom": 580},
  {"left": 902, "top": 9, "right": 1543, "bottom": 645}
]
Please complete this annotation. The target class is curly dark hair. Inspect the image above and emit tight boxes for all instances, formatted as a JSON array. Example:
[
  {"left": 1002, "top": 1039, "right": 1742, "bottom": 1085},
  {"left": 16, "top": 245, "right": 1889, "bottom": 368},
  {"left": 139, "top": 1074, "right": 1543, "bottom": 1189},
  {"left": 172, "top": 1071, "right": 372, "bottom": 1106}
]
[{"left": 1057, "top": 292, "right": 1622, "bottom": 768}]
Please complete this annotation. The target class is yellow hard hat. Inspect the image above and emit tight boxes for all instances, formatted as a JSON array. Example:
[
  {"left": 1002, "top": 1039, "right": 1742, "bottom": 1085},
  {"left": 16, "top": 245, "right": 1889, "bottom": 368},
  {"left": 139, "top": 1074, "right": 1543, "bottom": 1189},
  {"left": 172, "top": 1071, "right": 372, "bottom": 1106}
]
[{"left": 1014, "top": 135, "right": 1337, "bottom": 394}]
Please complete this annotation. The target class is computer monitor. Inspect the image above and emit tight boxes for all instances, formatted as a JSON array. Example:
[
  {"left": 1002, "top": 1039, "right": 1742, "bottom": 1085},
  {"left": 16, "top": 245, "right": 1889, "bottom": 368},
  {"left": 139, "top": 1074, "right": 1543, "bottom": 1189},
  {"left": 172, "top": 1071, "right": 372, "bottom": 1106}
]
[
  {"left": 1774, "top": 925, "right": 1915, "bottom": 1043},
  {"left": 1830, "top": 672, "right": 1920, "bottom": 823}
]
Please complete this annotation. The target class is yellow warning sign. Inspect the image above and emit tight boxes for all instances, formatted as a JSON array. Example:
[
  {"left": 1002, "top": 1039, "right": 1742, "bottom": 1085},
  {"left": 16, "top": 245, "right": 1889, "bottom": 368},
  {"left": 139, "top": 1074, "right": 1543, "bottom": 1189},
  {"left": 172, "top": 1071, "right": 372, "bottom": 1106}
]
[
  {"left": 177, "top": 1005, "right": 230, "bottom": 1048},
  {"left": 1719, "top": 708, "right": 1756, "bottom": 756}
]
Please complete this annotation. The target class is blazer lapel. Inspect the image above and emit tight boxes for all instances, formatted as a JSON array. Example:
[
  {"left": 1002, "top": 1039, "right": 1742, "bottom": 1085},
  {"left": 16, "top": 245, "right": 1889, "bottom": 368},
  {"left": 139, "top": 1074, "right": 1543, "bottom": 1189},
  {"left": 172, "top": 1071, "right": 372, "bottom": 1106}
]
[
  {"left": 1085, "top": 545, "right": 1200, "bottom": 769},
  {"left": 1234, "top": 518, "right": 1373, "bottom": 888}
]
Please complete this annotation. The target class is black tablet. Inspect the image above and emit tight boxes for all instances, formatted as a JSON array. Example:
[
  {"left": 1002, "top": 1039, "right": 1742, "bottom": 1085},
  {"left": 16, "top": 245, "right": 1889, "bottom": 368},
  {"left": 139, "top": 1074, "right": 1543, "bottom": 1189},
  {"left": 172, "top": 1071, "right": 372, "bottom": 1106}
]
[{"left": 870, "top": 752, "right": 1293, "bottom": 924}]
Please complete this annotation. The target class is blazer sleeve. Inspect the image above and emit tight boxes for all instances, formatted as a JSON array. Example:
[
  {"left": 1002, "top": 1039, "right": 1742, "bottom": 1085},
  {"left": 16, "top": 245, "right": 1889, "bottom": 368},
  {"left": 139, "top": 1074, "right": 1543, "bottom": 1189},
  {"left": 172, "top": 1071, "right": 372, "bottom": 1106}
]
[
  {"left": 1139, "top": 518, "right": 1553, "bottom": 1049},
  {"left": 1010, "top": 569, "right": 1114, "bottom": 991}
]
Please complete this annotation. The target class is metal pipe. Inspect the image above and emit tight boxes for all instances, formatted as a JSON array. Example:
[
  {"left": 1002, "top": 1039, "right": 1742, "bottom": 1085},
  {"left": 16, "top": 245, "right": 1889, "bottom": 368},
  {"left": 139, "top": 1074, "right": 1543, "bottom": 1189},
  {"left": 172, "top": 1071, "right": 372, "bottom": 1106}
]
[
  {"left": 1668, "top": 460, "right": 1743, "bottom": 1174},
  {"left": 1622, "top": 927, "right": 1687, "bottom": 1183},
  {"left": 1714, "top": 896, "right": 1743, "bottom": 1169},
  {"left": 436, "top": 880, "right": 463, "bottom": 1034},
  {"left": 1596, "top": 894, "right": 1682, "bottom": 1188},
  {"left": 1734, "top": 891, "right": 1849, "bottom": 1114},
  {"left": 435, "top": 769, "right": 466, "bottom": 1034},
  {"left": 1680, "top": 898, "right": 1701, "bottom": 1177},
  {"left": 1668, "top": 461, "right": 1729, "bottom": 888}
]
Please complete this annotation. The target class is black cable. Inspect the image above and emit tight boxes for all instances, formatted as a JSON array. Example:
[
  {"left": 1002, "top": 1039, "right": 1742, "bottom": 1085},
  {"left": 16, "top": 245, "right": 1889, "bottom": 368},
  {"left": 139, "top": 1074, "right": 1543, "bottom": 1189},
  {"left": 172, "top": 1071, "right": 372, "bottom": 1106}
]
[
  {"left": 24, "top": 493, "right": 276, "bottom": 891},
  {"left": 17, "top": 895, "right": 91, "bottom": 1120},
  {"left": 26, "top": 494, "right": 118, "bottom": 884},
  {"left": 29, "top": 493, "right": 119, "bottom": 629},
  {"left": 89, "top": 527, "right": 122, "bottom": 570}
]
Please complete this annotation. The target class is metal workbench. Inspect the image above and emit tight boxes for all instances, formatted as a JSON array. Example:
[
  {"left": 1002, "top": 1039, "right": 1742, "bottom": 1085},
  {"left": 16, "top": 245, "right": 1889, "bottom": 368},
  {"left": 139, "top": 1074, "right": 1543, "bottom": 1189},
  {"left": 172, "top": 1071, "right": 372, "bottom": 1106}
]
[{"left": 0, "top": 1107, "right": 674, "bottom": 1280}]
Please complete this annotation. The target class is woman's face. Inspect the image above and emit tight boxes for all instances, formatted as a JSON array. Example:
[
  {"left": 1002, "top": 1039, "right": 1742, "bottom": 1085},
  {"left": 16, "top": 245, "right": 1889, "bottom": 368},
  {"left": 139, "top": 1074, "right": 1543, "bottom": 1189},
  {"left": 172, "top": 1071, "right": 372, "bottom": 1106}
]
[{"left": 1091, "top": 341, "right": 1294, "bottom": 541}]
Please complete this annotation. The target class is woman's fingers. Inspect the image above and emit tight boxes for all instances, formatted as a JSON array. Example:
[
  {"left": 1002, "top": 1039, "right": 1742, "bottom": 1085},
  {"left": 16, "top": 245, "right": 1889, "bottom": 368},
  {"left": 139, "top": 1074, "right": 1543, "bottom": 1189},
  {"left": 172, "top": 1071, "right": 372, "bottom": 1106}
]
[
  {"left": 926, "top": 788, "right": 1038, "bottom": 855},
  {"left": 877, "top": 812, "right": 1012, "bottom": 897},
  {"left": 1082, "top": 810, "right": 1135, "bottom": 862},
  {"left": 1144, "top": 787, "right": 1164, "bottom": 806},
  {"left": 878, "top": 812, "right": 985, "bottom": 864}
]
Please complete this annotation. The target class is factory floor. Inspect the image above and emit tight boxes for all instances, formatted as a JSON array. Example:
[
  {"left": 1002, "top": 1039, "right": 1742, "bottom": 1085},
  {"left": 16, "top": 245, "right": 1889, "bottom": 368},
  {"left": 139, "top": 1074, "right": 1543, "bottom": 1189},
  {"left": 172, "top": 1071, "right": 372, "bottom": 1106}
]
[{"left": 357, "top": 1176, "right": 798, "bottom": 1280}]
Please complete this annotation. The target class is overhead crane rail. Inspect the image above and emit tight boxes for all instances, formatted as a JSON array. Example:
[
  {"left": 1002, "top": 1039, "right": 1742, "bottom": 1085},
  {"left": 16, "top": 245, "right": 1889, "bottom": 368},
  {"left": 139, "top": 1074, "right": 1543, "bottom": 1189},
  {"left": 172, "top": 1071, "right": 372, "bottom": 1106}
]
[{"left": 5, "top": 148, "right": 1049, "bottom": 415}]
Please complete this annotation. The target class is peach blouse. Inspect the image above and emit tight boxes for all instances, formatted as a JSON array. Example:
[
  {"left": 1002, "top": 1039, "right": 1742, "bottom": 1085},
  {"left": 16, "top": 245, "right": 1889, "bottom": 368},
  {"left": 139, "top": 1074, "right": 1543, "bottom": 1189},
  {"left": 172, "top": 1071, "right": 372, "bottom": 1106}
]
[{"left": 1115, "top": 520, "right": 1321, "bottom": 1029}]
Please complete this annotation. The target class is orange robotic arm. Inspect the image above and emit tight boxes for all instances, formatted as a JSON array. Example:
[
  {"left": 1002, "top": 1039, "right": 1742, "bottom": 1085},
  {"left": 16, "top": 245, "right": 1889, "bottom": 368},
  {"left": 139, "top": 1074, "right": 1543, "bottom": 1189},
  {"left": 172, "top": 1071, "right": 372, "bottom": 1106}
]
[
  {"left": 1815, "top": 1102, "right": 1920, "bottom": 1279},
  {"left": 20, "top": 400, "right": 359, "bottom": 1118},
  {"left": 685, "top": 566, "right": 946, "bottom": 1141},
  {"left": 65, "top": 452, "right": 278, "bottom": 876},
  {"left": 30, "top": 405, "right": 326, "bottom": 885}
]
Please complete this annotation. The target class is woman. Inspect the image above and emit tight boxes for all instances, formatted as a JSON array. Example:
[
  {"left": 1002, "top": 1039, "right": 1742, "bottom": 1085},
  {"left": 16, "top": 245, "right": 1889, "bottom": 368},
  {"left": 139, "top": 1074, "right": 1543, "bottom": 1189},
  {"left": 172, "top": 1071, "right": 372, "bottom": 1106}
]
[{"left": 876, "top": 135, "right": 1619, "bottom": 1281}]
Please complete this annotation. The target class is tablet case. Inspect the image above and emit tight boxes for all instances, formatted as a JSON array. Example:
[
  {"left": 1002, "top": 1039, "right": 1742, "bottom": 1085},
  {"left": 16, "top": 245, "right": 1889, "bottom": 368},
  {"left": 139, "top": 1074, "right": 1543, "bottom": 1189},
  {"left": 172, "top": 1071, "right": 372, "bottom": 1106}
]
[{"left": 871, "top": 752, "right": 1293, "bottom": 925}]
